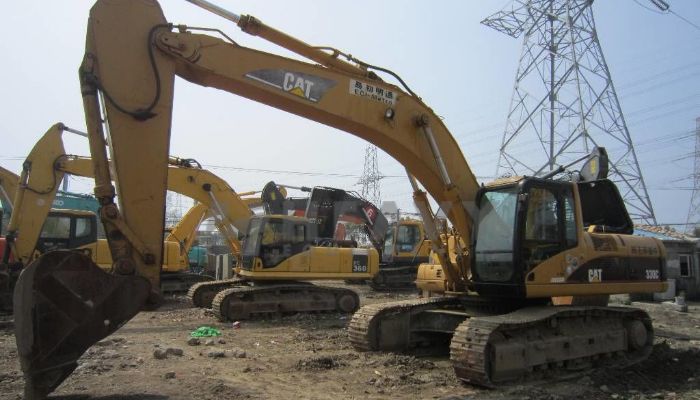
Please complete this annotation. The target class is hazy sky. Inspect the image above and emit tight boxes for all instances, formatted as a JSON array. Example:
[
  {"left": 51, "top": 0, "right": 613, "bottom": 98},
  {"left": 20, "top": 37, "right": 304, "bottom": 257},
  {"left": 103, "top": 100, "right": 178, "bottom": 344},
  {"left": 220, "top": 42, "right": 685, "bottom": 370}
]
[{"left": 1, "top": 1, "right": 699, "bottom": 228}]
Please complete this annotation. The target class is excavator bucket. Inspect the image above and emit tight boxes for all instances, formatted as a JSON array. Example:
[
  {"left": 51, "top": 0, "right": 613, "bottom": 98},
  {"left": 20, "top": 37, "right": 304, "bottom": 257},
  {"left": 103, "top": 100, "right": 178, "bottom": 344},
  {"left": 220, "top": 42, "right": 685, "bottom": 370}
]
[{"left": 13, "top": 250, "right": 150, "bottom": 399}]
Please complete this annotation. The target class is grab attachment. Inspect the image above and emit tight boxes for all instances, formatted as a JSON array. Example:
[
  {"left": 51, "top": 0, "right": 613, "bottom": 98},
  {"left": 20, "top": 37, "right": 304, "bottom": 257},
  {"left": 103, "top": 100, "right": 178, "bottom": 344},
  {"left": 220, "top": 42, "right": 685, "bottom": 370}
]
[{"left": 14, "top": 251, "right": 150, "bottom": 399}]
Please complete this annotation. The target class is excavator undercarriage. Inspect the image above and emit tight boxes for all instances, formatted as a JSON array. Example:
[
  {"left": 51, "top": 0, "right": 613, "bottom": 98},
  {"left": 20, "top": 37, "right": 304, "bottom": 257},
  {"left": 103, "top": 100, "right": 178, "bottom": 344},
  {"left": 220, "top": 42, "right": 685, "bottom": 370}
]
[{"left": 349, "top": 296, "right": 653, "bottom": 386}]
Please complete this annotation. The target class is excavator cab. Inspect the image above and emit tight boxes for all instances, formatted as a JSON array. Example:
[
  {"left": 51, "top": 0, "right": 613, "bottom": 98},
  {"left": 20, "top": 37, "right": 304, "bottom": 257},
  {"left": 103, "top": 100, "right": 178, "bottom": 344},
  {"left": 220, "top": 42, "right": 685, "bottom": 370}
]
[
  {"left": 472, "top": 176, "right": 640, "bottom": 298},
  {"left": 35, "top": 210, "right": 98, "bottom": 254},
  {"left": 240, "top": 215, "right": 316, "bottom": 270},
  {"left": 382, "top": 220, "right": 427, "bottom": 264}
]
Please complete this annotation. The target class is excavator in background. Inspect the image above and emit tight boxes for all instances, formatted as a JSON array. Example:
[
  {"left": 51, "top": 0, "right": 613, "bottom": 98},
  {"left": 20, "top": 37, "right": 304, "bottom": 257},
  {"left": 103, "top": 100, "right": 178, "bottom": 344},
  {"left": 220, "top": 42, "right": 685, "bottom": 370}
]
[
  {"left": 13, "top": 0, "right": 666, "bottom": 397},
  {"left": 1, "top": 124, "right": 267, "bottom": 302},
  {"left": 186, "top": 182, "right": 387, "bottom": 321},
  {"left": 371, "top": 218, "right": 431, "bottom": 290}
]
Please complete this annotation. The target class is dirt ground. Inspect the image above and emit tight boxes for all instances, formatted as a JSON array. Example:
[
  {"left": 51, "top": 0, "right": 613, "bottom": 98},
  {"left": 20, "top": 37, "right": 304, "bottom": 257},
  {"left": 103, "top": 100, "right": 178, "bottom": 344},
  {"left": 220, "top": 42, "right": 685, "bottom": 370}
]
[{"left": 1, "top": 285, "right": 699, "bottom": 400}]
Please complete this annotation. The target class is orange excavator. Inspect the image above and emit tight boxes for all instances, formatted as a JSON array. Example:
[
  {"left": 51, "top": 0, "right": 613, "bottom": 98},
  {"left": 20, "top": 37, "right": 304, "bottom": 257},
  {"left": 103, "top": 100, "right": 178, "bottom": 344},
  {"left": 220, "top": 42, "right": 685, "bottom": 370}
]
[{"left": 14, "top": 0, "right": 666, "bottom": 397}]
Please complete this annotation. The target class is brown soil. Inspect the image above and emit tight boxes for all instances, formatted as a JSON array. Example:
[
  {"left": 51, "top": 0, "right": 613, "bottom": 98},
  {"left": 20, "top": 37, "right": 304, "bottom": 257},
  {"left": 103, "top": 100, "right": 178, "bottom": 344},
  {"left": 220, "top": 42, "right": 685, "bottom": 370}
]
[{"left": 1, "top": 287, "right": 699, "bottom": 400}]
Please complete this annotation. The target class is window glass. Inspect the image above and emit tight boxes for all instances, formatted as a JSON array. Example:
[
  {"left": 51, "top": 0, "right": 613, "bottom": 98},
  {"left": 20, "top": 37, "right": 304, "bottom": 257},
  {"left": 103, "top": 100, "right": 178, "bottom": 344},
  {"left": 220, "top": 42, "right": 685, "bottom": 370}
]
[
  {"left": 292, "top": 224, "right": 305, "bottom": 244},
  {"left": 242, "top": 219, "right": 262, "bottom": 256},
  {"left": 396, "top": 225, "right": 420, "bottom": 252},
  {"left": 75, "top": 217, "right": 92, "bottom": 238},
  {"left": 525, "top": 188, "right": 559, "bottom": 241},
  {"left": 680, "top": 254, "right": 692, "bottom": 277},
  {"left": 383, "top": 228, "right": 394, "bottom": 256},
  {"left": 474, "top": 187, "right": 518, "bottom": 282},
  {"left": 40, "top": 216, "right": 71, "bottom": 239},
  {"left": 564, "top": 191, "right": 577, "bottom": 246},
  {"left": 475, "top": 189, "right": 518, "bottom": 253},
  {"left": 261, "top": 219, "right": 285, "bottom": 245}
]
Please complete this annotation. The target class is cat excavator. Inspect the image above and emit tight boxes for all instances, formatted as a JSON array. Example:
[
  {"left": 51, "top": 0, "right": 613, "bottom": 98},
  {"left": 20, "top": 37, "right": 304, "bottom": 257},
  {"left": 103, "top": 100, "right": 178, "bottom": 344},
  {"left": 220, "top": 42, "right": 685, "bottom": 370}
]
[{"left": 13, "top": 0, "right": 666, "bottom": 397}]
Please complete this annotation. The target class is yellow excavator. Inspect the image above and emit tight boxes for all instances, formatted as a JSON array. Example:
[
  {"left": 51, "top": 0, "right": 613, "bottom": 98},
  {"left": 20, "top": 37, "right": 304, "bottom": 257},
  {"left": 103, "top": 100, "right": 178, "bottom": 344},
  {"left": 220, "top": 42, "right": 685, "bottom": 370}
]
[
  {"left": 371, "top": 218, "right": 431, "bottom": 290},
  {"left": 0, "top": 124, "right": 261, "bottom": 298},
  {"left": 186, "top": 181, "right": 387, "bottom": 320},
  {"left": 13, "top": 0, "right": 666, "bottom": 397}
]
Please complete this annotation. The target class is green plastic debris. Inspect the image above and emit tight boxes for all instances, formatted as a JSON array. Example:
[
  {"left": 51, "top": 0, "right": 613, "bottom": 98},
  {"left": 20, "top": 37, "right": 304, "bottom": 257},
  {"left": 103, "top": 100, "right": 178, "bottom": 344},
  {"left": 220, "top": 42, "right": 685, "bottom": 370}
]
[{"left": 190, "top": 326, "right": 221, "bottom": 338}]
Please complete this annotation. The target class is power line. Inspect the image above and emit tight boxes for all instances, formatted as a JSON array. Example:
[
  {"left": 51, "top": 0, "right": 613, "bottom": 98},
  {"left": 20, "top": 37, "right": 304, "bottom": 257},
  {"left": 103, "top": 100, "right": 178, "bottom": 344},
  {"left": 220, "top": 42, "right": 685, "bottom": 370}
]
[{"left": 634, "top": 0, "right": 700, "bottom": 32}]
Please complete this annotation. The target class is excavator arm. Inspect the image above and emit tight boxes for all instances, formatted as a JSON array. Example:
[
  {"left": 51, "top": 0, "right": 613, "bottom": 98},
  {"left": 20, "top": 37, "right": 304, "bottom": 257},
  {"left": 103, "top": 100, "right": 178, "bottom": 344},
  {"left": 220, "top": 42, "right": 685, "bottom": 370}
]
[
  {"left": 0, "top": 166, "right": 20, "bottom": 212},
  {"left": 165, "top": 202, "right": 209, "bottom": 259},
  {"left": 78, "top": 0, "right": 481, "bottom": 292},
  {"left": 6, "top": 124, "right": 258, "bottom": 267}
]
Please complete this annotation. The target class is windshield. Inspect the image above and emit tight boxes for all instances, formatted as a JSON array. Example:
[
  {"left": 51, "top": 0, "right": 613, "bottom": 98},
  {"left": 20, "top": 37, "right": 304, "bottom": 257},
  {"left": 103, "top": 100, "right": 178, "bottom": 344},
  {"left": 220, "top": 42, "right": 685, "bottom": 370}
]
[
  {"left": 474, "top": 187, "right": 518, "bottom": 282},
  {"left": 40, "top": 216, "right": 71, "bottom": 239},
  {"left": 242, "top": 218, "right": 263, "bottom": 256},
  {"left": 396, "top": 224, "right": 420, "bottom": 252},
  {"left": 383, "top": 227, "right": 394, "bottom": 257}
]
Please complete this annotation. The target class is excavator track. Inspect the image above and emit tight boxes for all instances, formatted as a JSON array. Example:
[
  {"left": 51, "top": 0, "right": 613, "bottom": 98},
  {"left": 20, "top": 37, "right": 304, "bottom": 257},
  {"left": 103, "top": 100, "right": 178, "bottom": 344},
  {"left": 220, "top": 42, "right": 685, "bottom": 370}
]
[
  {"left": 186, "top": 278, "right": 245, "bottom": 308},
  {"left": 450, "top": 306, "right": 653, "bottom": 387},
  {"left": 349, "top": 297, "right": 464, "bottom": 353},
  {"left": 211, "top": 283, "right": 360, "bottom": 321},
  {"left": 368, "top": 266, "right": 419, "bottom": 291}
]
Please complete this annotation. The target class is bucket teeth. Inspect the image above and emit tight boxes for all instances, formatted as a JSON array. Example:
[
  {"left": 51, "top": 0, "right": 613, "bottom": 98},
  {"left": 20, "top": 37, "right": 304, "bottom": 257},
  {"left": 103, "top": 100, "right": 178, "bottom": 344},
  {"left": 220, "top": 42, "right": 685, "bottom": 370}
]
[{"left": 13, "top": 250, "right": 151, "bottom": 399}]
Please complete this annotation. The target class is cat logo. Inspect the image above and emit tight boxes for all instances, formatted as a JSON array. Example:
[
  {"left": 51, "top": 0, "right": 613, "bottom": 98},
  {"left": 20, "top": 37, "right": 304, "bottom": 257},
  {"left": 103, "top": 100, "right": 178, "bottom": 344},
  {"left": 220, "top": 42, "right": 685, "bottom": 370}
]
[
  {"left": 282, "top": 72, "right": 313, "bottom": 99},
  {"left": 588, "top": 268, "right": 602, "bottom": 283},
  {"left": 245, "top": 69, "right": 336, "bottom": 103}
]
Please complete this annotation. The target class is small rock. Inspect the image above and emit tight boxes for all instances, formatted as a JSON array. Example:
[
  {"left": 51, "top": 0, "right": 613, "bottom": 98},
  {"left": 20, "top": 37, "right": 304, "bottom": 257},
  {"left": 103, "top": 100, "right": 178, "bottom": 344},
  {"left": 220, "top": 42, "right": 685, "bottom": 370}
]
[
  {"left": 205, "top": 339, "right": 215, "bottom": 346},
  {"left": 651, "top": 393, "right": 664, "bottom": 399},
  {"left": 164, "top": 371, "right": 176, "bottom": 379},
  {"left": 136, "top": 357, "right": 144, "bottom": 364},
  {"left": 600, "top": 385, "right": 610, "bottom": 393},
  {"left": 218, "top": 339, "right": 227, "bottom": 344},
  {"left": 231, "top": 348, "right": 247, "bottom": 358},
  {"left": 166, "top": 347, "right": 183, "bottom": 357},
  {"left": 243, "top": 366, "right": 252, "bottom": 373},
  {"left": 207, "top": 350, "right": 226, "bottom": 358},
  {"left": 611, "top": 395, "right": 620, "bottom": 400},
  {"left": 96, "top": 339, "right": 112, "bottom": 347},
  {"left": 187, "top": 337, "right": 201, "bottom": 346},
  {"left": 672, "top": 357, "right": 679, "bottom": 362},
  {"left": 688, "top": 377, "right": 695, "bottom": 382},
  {"left": 153, "top": 349, "right": 168, "bottom": 360}
]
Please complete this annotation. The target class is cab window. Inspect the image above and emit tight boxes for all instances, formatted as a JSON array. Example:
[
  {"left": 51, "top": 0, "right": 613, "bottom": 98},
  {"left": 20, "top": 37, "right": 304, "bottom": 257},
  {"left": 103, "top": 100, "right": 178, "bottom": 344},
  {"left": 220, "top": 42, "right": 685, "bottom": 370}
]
[
  {"left": 521, "top": 185, "right": 577, "bottom": 271},
  {"left": 75, "top": 217, "right": 93, "bottom": 238},
  {"left": 40, "top": 216, "right": 71, "bottom": 239},
  {"left": 525, "top": 188, "right": 559, "bottom": 242},
  {"left": 396, "top": 225, "right": 420, "bottom": 253}
]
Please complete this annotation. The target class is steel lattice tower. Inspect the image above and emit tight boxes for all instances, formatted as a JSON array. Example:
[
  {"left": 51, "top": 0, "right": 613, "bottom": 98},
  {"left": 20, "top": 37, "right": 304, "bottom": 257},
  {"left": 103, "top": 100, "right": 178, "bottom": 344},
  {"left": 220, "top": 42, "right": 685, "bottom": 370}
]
[
  {"left": 482, "top": 0, "right": 657, "bottom": 224},
  {"left": 357, "top": 145, "right": 383, "bottom": 206},
  {"left": 685, "top": 118, "right": 700, "bottom": 234}
]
